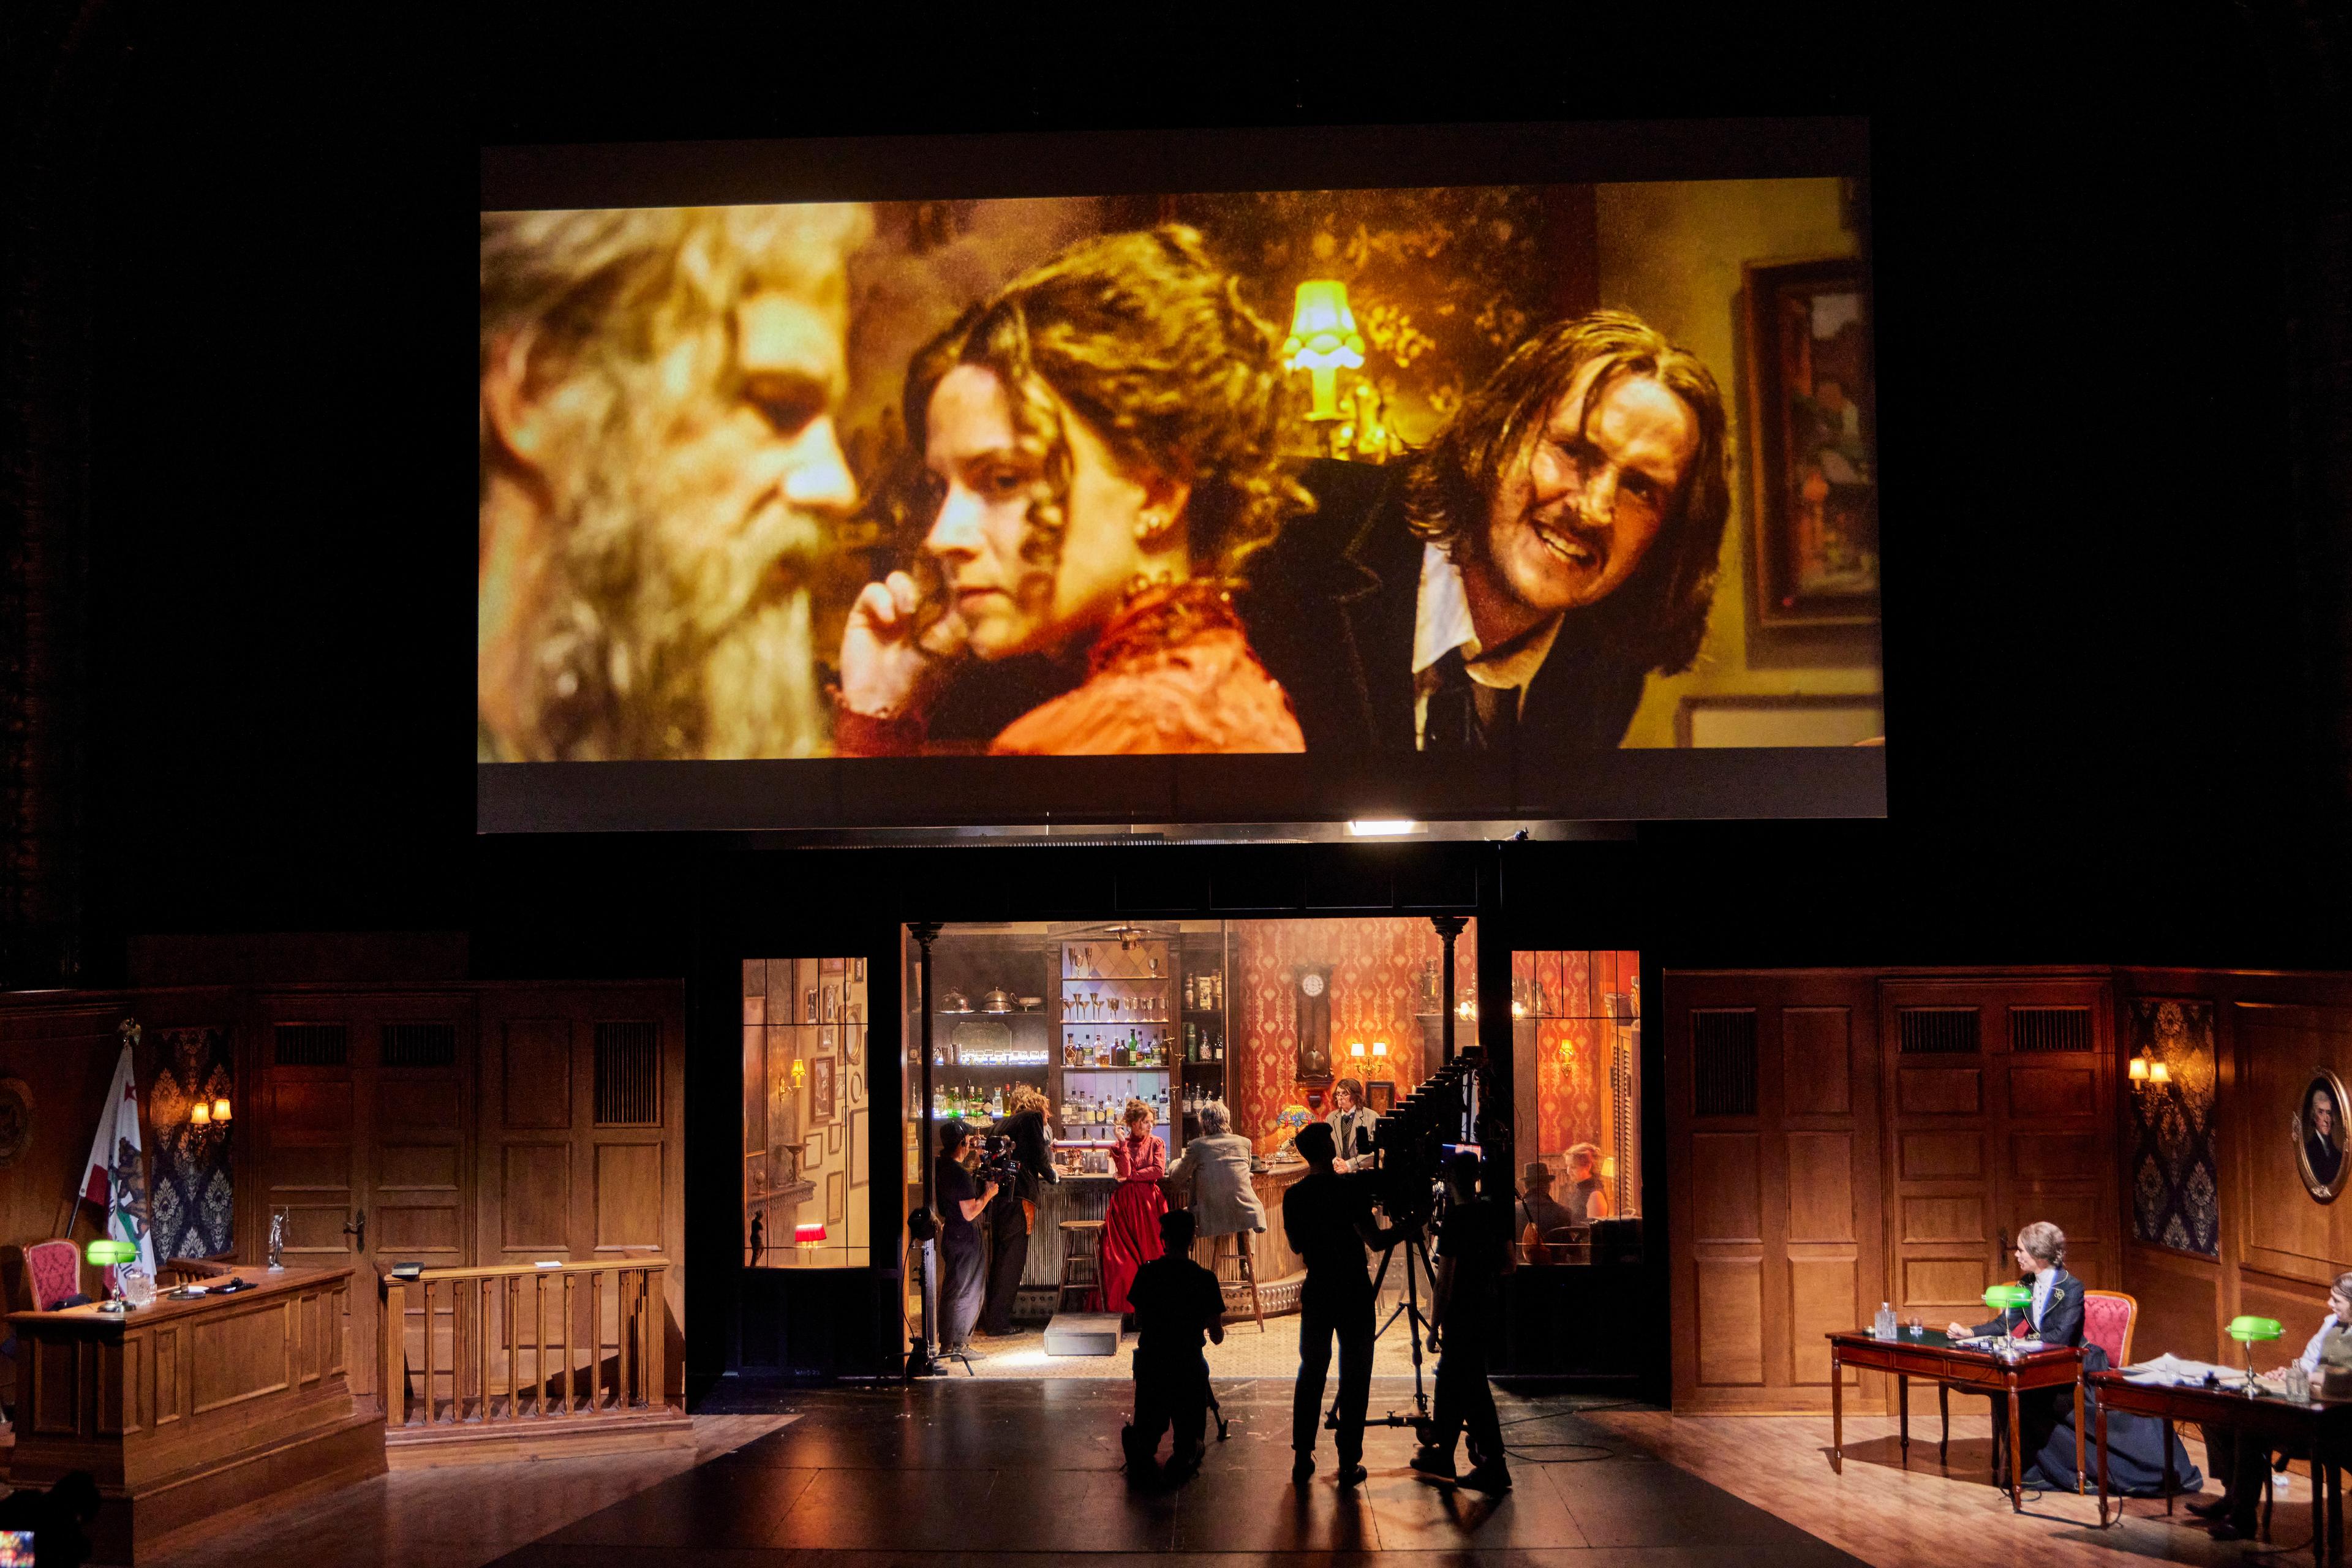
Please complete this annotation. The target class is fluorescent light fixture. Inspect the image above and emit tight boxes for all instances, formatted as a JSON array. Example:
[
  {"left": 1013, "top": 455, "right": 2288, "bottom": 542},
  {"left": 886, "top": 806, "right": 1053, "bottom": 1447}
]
[{"left": 1346, "top": 819, "right": 1419, "bottom": 837}]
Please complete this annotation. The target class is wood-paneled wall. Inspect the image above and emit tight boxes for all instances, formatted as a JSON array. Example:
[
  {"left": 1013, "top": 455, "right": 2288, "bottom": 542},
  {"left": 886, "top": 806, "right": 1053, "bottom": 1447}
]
[
  {"left": 0, "top": 979, "right": 685, "bottom": 1414},
  {"left": 1666, "top": 967, "right": 2116, "bottom": 1414},
  {"left": 1667, "top": 970, "right": 1884, "bottom": 1412},
  {"left": 2117, "top": 969, "right": 2352, "bottom": 1368}
]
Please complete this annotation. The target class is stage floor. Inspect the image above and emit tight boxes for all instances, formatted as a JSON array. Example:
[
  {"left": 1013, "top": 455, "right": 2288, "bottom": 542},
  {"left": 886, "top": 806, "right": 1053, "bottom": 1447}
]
[
  {"left": 101, "top": 1383, "right": 2279, "bottom": 1567},
  {"left": 499, "top": 1381, "right": 1866, "bottom": 1564}
]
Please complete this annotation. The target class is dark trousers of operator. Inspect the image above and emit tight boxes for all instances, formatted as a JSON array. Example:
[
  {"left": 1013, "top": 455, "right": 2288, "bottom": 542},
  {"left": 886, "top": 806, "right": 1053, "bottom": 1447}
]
[
  {"left": 980, "top": 1196, "right": 1030, "bottom": 1335},
  {"left": 1132, "top": 1352, "right": 1211, "bottom": 1468},
  {"left": 940, "top": 1235, "right": 985, "bottom": 1349},
  {"left": 1426, "top": 1330, "right": 1502, "bottom": 1472},
  {"left": 1294, "top": 1283, "right": 1374, "bottom": 1465}
]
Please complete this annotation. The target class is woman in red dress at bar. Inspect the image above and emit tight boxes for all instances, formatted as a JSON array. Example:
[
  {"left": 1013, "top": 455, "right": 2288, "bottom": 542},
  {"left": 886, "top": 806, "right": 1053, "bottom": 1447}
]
[
  {"left": 832, "top": 226, "right": 1310, "bottom": 758},
  {"left": 1102, "top": 1098, "right": 1169, "bottom": 1319}
]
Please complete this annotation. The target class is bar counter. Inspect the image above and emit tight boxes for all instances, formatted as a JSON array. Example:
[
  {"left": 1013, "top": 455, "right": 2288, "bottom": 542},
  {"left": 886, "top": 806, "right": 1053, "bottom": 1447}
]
[
  {"left": 5, "top": 1263, "right": 384, "bottom": 1561},
  {"left": 1014, "top": 1155, "right": 1310, "bottom": 1314}
]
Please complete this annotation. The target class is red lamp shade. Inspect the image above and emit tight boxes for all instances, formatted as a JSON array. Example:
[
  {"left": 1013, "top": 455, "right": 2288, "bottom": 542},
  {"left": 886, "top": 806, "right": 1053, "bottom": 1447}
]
[{"left": 794, "top": 1222, "right": 826, "bottom": 1245}]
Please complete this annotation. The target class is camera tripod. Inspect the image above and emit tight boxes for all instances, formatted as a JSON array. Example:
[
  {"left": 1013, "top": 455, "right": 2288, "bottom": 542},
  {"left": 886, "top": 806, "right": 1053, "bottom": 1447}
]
[{"left": 1325, "top": 1222, "right": 1438, "bottom": 1441}]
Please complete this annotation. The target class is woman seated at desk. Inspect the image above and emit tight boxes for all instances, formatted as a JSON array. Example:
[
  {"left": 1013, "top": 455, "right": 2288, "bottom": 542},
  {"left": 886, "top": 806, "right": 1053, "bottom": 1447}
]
[
  {"left": 2191, "top": 1272, "right": 2352, "bottom": 1541},
  {"left": 1945, "top": 1219, "right": 2198, "bottom": 1497}
]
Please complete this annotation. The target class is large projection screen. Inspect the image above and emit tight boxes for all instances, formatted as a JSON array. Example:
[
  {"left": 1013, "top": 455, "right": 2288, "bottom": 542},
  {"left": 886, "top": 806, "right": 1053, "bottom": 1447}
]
[{"left": 480, "top": 121, "right": 1883, "bottom": 832}]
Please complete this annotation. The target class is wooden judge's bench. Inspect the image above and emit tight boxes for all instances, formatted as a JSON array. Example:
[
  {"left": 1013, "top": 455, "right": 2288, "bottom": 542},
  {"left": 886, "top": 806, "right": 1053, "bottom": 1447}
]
[{"left": 5, "top": 1264, "right": 384, "bottom": 1562}]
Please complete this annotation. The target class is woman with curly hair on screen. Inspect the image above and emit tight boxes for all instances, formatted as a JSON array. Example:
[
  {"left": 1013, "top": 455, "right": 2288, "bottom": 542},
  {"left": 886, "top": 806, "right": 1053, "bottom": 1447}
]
[{"left": 834, "top": 225, "right": 1311, "bottom": 755}]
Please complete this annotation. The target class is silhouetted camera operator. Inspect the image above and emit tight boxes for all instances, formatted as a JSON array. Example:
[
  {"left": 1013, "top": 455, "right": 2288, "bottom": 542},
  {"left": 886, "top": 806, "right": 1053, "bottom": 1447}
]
[
  {"left": 1413, "top": 1150, "right": 1516, "bottom": 1493},
  {"left": 1284, "top": 1120, "right": 1405, "bottom": 1487}
]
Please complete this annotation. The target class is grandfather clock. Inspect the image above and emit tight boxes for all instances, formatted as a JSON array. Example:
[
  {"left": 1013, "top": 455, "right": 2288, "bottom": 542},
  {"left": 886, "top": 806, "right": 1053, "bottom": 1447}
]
[{"left": 1294, "top": 965, "right": 1333, "bottom": 1085}]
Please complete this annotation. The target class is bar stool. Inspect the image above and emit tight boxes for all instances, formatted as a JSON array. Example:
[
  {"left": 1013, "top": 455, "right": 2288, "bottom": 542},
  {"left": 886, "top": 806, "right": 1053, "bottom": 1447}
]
[
  {"left": 1058, "top": 1220, "right": 1106, "bottom": 1313},
  {"left": 1210, "top": 1231, "right": 1265, "bottom": 1331}
]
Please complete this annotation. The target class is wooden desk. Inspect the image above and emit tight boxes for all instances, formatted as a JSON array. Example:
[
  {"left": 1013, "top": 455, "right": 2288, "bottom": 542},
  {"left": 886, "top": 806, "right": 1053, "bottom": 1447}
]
[
  {"left": 1827, "top": 1330, "right": 2084, "bottom": 1510},
  {"left": 2089, "top": 1370, "right": 2350, "bottom": 1561},
  {"left": 6, "top": 1264, "right": 383, "bottom": 1562}
]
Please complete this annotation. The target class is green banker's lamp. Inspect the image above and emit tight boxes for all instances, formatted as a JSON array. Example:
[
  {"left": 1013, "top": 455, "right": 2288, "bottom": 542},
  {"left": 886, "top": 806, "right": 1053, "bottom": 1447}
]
[
  {"left": 2228, "top": 1315, "right": 2285, "bottom": 1393},
  {"left": 1983, "top": 1283, "right": 2033, "bottom": 1316},
  {"left": 85, "top": 1238, "right": 137, "bottom": 1314}
]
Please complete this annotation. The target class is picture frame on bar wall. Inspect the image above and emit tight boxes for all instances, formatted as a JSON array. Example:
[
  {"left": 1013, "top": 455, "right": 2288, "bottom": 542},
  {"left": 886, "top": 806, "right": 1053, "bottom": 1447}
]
[
  {"left": 826, "top": 1171, "right": 845, "bottom": 1228},
  {"left": 1743, "top": 255, "right": 1878, "bottom": 630},
  {"left": 850, "top": 1107, "right": 868, "bottom": 1186},
  {"left": 811, "top": 1056, "right": 837, "bottom": 1125}
]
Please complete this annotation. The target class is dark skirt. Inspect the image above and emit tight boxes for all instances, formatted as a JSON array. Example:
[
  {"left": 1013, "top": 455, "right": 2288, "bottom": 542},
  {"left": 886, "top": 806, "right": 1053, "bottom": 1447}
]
[{"left": 2029, "top": 1396, "right": 2204, "bottom": 1496}]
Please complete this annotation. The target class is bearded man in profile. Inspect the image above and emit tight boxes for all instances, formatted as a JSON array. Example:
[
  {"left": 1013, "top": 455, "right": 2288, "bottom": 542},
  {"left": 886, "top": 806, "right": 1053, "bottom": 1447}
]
[{"left": 478, "top": 203, "right": 870, "bottom": 760}]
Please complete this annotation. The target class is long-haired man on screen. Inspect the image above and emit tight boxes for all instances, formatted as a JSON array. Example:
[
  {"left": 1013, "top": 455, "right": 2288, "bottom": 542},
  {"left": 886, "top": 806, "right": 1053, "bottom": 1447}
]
[
  {"left": 478, "top": 204, "right": 870, "bottom": 760},
  {"left": 1243, "top": 311, "right": 1731, "bottom": 754},
  {"left": 834, "top": 226, "right": 1311, "bottom": 755}
]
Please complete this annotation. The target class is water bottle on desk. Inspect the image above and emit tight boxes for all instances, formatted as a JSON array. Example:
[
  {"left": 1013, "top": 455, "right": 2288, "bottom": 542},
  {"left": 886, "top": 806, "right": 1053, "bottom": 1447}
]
[{"left": 1874, "top": 1302, "right": 1895, "bottom": 1340}]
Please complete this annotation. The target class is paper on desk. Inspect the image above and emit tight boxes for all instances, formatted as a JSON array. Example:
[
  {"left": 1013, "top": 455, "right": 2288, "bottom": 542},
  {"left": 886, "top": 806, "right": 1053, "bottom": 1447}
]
[{"left": 2122, "top": 1352, "right": 2249, "bottom": 1386}]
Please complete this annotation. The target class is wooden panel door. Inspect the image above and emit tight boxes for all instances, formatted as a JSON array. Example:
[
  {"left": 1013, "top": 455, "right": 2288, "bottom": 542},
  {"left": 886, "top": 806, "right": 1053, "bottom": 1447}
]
[
  {"left": 478, "top": 985, "right": 685, "bottom": 1401},
  {"left": 1667, "top": 971, "right": 1883, "bottom": 1412},
  {"left": 257, "top": 993, "right": 474, "bottom": 1403},
  {"left": 1882, "top": 974, "right": 2115, "bottom": 1335}
]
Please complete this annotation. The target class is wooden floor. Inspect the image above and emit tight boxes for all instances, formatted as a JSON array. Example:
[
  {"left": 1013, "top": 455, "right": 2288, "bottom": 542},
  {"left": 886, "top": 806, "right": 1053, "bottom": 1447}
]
[
  {"left": 1586, "top": 1407, "right": 2292, "bottom": 1568},
  {"left": 18, "top": 1392, "right": 2315, "bottom": 1566},
  {"left": 30, "top": 1414, "right": 794, "bottom": 1568}
]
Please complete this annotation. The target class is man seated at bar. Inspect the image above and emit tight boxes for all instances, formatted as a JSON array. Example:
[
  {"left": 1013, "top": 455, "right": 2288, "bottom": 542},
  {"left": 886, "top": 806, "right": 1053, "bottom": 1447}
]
[
  {"left": 1513, "top": 1161, "right": 1577, "bottom": 1261},
  {"left": 1164, "top": 1099, "right": 1266, "bottom": 1248},
  {"left": 2192, "top": 1272, "right": 2352, "bottom": 1540}
]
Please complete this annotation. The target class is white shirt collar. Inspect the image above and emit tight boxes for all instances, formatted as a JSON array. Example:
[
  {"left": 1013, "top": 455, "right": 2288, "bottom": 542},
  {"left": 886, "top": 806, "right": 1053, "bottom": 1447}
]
[{"left": 1413, "top": 543, "right": 1479, "bottom": 676}]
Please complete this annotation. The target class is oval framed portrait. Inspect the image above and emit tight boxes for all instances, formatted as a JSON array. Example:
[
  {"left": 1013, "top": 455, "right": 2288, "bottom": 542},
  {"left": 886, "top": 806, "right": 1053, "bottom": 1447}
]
[{"left": 2294, "top": 1068, "right": 2350, "bottom": 1202}]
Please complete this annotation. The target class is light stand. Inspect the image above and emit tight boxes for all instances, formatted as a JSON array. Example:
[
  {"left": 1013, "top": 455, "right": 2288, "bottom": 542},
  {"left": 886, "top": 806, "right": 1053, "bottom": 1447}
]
[{"left": 1354, "top": 1224, "right": 1439, "bottom": 1437}]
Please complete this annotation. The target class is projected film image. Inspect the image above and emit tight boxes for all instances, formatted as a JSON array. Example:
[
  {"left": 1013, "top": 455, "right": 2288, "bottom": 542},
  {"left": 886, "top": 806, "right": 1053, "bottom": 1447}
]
[{"left": 479, "top": 182, "right": 1879, "bottom": 764}]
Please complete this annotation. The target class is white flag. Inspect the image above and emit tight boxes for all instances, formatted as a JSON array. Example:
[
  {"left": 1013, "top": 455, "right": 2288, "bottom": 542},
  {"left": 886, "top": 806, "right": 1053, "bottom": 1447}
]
[{"left": 80, "top": 1038, "right": 156, "bottom": 1284}]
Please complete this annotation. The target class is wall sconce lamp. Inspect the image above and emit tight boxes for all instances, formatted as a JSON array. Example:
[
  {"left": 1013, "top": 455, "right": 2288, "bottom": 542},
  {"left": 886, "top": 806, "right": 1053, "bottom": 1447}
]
[
  {"left": 1284, "top": 280, "right": 1365, "bottom": 421},
  {"left": 2129, "top": 1049, "right": 2169, "bottom": 1087},
  {"left": 1349, "top": 1041, "right": 1367, "bottom": 1060},
  {"left": 791, "top": 1058, "right": 807, "bottom": 1090},
  {"left": 190, "top": 1099, "right": 211, "bottom": 1126},
  {"left": 1600, "top": 1155, "right": 1618, "bottom": 1180},
  {"left": 1455, "top": 993, "right": 1477, "bottom": 1022},
  {"left": 1371, "top": 1041, "right": 1388, "bottom": 1059}
]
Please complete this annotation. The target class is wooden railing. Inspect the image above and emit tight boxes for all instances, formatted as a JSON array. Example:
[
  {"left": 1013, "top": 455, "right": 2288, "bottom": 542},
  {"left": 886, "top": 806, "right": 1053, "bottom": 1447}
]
[{"left": 380, "top": 1256, "right": 681, "bottom": 1457}]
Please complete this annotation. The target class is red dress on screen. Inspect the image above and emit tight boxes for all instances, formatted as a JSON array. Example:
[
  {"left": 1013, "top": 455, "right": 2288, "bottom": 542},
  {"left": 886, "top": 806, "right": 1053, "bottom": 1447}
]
[
  {"left": 1102, "top": 1129, "right": 1169, "bottom": 1315},
  {"left": 835, "top": 582, "right": 1306, "bottom": 756}
]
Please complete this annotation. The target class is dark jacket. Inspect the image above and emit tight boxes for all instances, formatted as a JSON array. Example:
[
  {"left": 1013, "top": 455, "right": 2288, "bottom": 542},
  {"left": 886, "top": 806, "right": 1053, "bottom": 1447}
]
[
  {"left": 1972, "top": 1266, "right": 2107, "bottom": 1371},
  {"left": 1001, "top": 1107, "right": 1058, "bottom": 1205},
  {"left": 1238, "top": 459, "right": 1652, "bottom": 756}
]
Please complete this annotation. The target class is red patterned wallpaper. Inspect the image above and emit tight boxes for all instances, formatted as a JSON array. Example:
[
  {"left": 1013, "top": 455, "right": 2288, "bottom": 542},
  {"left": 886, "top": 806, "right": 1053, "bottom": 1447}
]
[
  {"left": 1231, "top": 917, "right": 1477, "bottom": 1152},
  {"left": 1517, "top": 949, "right": 1639, "bottom": 1164}
]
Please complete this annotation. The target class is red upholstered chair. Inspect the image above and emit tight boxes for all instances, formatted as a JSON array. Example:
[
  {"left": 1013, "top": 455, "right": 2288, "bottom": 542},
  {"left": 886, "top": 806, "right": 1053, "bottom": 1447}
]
[
  {"left": 2083, "top": 1289, "right": 2138, "bottom": 1370},
  {"left": 24, "top": 1239, "right": 80, "bottom": 1311}
]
